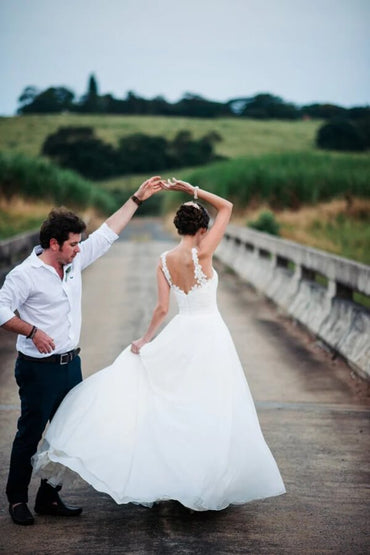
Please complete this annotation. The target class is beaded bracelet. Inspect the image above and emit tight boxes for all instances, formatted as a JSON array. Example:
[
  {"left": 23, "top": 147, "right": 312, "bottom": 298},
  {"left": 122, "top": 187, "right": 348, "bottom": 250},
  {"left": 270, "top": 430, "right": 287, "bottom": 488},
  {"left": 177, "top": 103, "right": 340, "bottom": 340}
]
[{"left": 193, "top": 186, "right": 199, "bottom": 200}]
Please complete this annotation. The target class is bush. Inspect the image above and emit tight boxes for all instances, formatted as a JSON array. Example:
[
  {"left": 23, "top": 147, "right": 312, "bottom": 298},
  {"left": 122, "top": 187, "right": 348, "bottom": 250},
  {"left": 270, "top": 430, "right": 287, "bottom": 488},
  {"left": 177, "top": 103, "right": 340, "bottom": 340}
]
[
  {"left": 42, "top": 126, "right": 119, "bottom": 179},
  {"left": 41, "top": 127, "right": 225, "bottom": 179},
  {"left": 316, "top": 119, "right": 367, "bottom": 151},
  {"left": 248, "top": 211, "right": 280, "bottom": 235},
  {"left": 161, "top": 151, "right": 370, "bottom": 212},
  {"left": 168, "top": 130, "right": 224, "bottom": 167},
  {"left": 117, "top": 133, "right": 169, "bottom": 173},
  {"left": 0, "top": 151, "right": 117, "bottom": 214}
]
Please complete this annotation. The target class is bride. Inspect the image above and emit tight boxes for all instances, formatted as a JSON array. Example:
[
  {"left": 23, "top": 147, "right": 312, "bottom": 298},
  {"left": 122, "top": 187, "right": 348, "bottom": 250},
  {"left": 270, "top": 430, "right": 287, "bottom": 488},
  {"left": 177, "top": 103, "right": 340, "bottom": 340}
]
[{"left": 32, "top": 179, "right": 286, "bottom": 511}]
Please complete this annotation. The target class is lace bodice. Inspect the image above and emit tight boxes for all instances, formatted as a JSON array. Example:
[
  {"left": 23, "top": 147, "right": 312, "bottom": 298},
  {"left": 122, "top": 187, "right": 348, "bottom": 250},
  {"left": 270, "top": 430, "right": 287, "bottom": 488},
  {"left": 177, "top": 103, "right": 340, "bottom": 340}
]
[{"left": 161, "top": 248, "right": 218, "bottom": 315}]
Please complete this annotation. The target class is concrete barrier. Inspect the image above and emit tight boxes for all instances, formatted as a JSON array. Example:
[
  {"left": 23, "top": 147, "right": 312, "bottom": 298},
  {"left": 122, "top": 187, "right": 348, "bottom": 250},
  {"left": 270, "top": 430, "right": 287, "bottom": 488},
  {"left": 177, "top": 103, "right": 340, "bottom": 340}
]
[
  {"left": 0, "top": 230, "right": 39, "bottom": 284},
  {"left": 216, "top": 225, "right": 370, "bottom": 379},
  {"left": 2, "top": 226, "right": 369, "bottom": 379}
]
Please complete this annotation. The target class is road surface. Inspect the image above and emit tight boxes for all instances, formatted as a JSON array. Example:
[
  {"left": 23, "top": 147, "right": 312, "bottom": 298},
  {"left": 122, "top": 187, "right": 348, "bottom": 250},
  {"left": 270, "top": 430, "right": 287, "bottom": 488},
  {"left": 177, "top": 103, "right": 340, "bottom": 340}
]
[{"left": 0, "top": 218, "right": 369, "bottom": 554}]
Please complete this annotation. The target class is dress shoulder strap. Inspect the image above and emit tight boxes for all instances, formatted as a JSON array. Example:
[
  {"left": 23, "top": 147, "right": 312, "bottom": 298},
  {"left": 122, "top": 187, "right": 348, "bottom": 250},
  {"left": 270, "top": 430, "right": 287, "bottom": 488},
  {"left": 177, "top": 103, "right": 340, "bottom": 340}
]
[
  {"left": 191, "top": 248, "right": 208, "bottom": 287},
  {"left": 160, "top": 251, "right": 173, "bottom": 286}
]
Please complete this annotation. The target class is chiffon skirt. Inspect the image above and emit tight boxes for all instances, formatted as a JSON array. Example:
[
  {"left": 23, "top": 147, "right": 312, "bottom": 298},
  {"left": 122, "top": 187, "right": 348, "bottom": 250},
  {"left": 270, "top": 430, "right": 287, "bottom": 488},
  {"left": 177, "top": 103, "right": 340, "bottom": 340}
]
[{"left": 32, "top": 311, "right": 285, "bottom": 511}]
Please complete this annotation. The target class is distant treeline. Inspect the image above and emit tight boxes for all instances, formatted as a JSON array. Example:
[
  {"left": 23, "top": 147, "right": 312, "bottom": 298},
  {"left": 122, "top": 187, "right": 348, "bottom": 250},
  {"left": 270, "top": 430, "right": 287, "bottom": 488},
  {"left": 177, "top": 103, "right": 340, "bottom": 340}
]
[{"left": 17, "top": 74, "right": 370, "bottom": 121}]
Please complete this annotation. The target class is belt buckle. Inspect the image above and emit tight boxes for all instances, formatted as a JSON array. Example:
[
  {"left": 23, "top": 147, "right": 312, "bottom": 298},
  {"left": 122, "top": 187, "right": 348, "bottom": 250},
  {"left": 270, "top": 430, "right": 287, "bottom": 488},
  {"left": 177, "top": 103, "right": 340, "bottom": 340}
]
[{"left": 60, "top": 353, "right": 70, "bottom": 365}]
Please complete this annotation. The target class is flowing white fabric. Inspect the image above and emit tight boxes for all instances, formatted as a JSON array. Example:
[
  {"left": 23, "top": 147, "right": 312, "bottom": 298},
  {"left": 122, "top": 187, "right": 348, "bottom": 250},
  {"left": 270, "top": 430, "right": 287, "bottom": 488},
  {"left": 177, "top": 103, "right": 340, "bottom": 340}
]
[{"left": 32, "top": 248, "right": 285, "bottom": 511}]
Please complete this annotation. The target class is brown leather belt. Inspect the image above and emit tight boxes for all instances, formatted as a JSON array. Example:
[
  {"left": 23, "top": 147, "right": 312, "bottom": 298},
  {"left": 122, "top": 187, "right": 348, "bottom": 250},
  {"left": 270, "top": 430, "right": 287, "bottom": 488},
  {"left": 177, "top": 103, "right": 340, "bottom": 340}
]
[{"left": 18, "top": 348, "right": 81, "bottom": 365}]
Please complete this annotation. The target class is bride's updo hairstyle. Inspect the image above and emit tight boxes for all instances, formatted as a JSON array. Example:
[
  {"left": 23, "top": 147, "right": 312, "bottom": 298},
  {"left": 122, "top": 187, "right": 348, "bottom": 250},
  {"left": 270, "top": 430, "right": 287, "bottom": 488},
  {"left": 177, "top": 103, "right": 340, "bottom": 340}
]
[{"left": 174, "top": 202, "right": 210, "bottom": 236}]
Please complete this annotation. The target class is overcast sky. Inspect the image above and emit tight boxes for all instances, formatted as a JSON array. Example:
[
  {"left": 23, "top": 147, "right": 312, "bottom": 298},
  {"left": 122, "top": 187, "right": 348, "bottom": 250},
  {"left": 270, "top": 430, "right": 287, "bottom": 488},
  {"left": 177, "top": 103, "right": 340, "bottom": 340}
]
[{"left": 0, "top": 0, "right": 369, "bottom": 116}]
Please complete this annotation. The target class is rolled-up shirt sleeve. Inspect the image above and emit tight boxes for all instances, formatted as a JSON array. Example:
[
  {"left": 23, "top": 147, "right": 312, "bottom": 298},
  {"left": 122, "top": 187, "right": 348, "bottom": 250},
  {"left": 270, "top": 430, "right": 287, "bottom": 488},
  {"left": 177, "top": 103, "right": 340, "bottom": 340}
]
[
  {"left": 79, "top": 222, "right": 119, "bottom": 271},
  {"left": 0, "top": 269, "right": 31, "bottom": 326}
]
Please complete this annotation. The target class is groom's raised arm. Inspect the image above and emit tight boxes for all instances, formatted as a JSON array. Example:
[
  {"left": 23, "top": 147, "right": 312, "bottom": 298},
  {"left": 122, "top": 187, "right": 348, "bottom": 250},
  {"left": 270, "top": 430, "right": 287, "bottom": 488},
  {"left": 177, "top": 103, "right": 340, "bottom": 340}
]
[{"left": 105, "top": 176, "right": 163, "bottom": 235}]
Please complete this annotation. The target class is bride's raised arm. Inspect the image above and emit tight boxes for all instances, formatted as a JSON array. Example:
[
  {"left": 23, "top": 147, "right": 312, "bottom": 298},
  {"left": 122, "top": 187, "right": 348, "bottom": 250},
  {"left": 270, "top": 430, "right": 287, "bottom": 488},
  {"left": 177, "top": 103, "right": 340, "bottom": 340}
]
[{"left": 163, "top": 179, "right": 233, "bottom": 256}]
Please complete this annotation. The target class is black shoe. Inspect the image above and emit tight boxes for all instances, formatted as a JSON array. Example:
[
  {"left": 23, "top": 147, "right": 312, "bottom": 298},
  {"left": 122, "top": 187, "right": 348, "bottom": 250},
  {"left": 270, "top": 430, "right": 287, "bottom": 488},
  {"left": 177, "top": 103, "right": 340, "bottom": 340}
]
[
  {"left": 34, "top": 498, "right": 83, "bottom": 516},
  {"left": 34, "top": 480, "right": 82, "bottom": 517},
  {"left": 35, "top": 492, "right": 82, "bottom": 517},
  {"left": 9, "top": 502, "right": 35, "bottom": 525}
]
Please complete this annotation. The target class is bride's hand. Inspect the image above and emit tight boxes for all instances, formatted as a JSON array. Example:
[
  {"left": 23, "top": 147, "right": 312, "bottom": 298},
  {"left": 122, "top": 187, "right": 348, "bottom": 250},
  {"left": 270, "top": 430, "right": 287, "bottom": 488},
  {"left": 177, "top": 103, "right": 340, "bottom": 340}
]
[
  {"left": 131, "top": 338, "right": 146, "bottom": 355},
  {"left": 162, "top": 178, "right": 195, "bottom": 195}
]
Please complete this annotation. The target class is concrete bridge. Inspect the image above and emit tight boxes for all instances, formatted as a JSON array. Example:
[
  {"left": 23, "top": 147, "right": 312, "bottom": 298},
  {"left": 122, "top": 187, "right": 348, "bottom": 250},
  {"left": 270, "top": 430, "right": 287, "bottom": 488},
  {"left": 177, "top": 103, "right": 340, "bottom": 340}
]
[{"left": 0, "top": 219, "right": 369, "bottom": 554}]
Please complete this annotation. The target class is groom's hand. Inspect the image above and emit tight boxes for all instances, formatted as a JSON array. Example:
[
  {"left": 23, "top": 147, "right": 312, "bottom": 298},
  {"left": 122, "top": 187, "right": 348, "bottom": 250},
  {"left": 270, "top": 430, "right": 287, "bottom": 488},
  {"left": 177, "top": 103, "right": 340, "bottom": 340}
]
[
  {"left": 33, "top": 328, "right": 56, "bottom": 354},
  {"left": 135, "top": 176, "right": 165, "bottom": 202},
  {"left": 105, "top": 176, "right": 165, "bottom": 235}
]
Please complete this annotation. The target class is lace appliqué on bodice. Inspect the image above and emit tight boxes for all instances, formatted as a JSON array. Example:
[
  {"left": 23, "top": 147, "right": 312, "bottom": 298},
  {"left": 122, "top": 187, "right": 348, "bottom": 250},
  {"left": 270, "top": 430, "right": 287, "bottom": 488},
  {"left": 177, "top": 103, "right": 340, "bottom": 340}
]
[{"left": 161, "top": 248, "right": 210, "bottom": 295}]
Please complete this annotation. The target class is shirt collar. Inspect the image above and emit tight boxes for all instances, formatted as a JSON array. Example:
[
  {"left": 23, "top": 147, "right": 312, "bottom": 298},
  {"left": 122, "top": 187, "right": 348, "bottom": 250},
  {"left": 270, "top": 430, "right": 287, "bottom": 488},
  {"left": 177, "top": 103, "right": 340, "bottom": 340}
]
[
  {"left": 29, "top": 246, "right": 73, "bottom": 274},
  {"left": 30, "top": 245, "right": 44, "bottom": 267}
]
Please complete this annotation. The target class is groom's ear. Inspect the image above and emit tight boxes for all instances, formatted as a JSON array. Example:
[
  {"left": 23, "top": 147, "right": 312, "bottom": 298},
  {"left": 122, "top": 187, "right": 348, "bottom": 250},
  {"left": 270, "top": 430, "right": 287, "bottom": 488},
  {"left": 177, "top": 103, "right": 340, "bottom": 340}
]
[{"left": 49, "top": 238, "right": 60, "bottom": 251}]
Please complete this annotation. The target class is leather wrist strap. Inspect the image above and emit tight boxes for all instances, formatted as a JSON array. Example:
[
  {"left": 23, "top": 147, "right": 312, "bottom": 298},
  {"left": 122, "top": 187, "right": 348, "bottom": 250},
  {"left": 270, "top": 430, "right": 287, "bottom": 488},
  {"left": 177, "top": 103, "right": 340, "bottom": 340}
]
[
  {"left": 131, "top": 195, "right": 143, "bottom": 206},
  {"left": 26, "top": 325, "right": 38, "bottom": 340}
]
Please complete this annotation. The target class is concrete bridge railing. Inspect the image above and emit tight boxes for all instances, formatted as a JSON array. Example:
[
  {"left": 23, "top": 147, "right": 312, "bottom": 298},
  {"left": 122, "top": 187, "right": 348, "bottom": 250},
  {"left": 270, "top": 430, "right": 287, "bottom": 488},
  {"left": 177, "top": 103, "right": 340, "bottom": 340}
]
[
  {"left": 0, "top": 230, "right": 39, "bottom": 285},
  {"left": 1, "top": 226, "right": 370, "bottom": 378},
  {"left": 216, "top": 224, "right": 370, "bottom": 379}
]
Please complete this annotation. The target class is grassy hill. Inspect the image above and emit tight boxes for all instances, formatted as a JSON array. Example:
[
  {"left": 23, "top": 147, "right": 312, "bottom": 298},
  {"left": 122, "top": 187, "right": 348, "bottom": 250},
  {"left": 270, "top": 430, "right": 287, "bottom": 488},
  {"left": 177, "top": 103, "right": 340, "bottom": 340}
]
[
  {"left": 0, "top": 114, "right": 369, "bottom": 265},
  {"left": 0, "top": 114, "right": 321, "bottom": 159}
]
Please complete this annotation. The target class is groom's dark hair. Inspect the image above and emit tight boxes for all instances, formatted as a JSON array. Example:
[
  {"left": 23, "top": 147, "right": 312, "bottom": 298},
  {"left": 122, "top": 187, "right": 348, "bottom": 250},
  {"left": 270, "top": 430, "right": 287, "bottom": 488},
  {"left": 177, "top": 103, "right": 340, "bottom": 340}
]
[{"left": 40, "top": 207, "right": 86, "bottom": 248}]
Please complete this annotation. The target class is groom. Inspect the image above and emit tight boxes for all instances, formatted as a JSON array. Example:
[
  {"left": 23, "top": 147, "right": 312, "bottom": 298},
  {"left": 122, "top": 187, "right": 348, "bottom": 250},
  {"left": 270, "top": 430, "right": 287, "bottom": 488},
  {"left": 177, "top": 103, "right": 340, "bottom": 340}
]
[{"left": 0, "top": 176, "right": 162, "bottom": 525}]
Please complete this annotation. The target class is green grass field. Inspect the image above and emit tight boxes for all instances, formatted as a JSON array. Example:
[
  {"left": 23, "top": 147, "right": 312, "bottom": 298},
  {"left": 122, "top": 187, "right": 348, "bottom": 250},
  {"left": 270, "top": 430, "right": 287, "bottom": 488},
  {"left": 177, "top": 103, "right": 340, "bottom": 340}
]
[{"left": 0, "top": 114, "right": 321, "bottom": 159}]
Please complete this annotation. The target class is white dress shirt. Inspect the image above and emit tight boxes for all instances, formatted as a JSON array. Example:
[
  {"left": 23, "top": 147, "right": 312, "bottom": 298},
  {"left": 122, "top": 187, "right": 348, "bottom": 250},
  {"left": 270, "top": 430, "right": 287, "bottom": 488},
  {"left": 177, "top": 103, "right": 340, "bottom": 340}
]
[{"left": 0, "top": 222, "right": 118, "bottom": 357}]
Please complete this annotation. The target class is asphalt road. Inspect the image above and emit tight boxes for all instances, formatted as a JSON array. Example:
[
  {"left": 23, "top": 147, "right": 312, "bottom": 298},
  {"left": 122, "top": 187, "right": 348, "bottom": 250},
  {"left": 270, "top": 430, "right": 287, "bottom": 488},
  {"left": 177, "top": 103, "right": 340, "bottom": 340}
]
[{"left": 0, "top": 218, "right": 369, "bottom": 554}]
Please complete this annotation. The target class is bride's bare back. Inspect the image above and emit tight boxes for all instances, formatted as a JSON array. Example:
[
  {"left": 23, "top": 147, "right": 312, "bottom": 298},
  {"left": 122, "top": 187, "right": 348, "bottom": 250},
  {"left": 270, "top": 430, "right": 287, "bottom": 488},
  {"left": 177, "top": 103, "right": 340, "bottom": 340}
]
[{"left": 163, "top": 247, "right": 213, "bottom": 295}]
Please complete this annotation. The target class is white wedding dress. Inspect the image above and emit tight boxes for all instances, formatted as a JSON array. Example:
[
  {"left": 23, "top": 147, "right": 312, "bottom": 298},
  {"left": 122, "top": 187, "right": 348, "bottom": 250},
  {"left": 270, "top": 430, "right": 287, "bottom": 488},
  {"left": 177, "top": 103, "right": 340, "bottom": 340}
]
[{"left": 32, "top": 248, "right": 285, "bottom": 511}]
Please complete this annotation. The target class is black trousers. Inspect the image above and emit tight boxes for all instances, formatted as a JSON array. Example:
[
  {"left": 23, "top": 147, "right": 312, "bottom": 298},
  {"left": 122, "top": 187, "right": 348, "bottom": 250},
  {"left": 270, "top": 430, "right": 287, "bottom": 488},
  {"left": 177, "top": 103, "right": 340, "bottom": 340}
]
[{"left": 6, "top": 355, "right": 82, "bottom": 504}]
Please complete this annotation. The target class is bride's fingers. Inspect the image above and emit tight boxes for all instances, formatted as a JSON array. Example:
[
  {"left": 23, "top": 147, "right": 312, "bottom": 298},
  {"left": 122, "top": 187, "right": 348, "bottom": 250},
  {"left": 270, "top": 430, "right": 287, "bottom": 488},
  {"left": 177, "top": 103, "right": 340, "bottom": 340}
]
[{"left": 163, "top": 180, "right": 174, "bottom": 188}]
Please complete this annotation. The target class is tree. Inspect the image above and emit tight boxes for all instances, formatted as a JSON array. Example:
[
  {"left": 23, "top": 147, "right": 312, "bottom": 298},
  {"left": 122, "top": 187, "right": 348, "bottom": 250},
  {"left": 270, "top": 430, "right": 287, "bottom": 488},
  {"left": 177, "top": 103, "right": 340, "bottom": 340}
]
[
  {"left": 172, "top": 93, "right": 231, "bottom": 118},
  {"left": 18, "top": 87, "right": 74, "bottom": 114},
  {"left": 18, "top": 86, "right": 39, "bottom": 109},
  {"left": 125, "top": 91, "right": 150, "bottom": 114},
  {"left": 147, "top": 95, "right": 172, "bottom": 115},
  {"left": 301, "top": 103, "right": 347, "bottom": 120},
  {"left": 241, "top": 93, "right": 299, "bottom": 120},
  {"left": 78, "top": 73, "right": 103, "bottom": 113},
  {"left": 348, "top": 107, "right": 370, "bottom": 120},
  {"left": 88, "top": 74, "right": 98, "bottom": 97}
]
